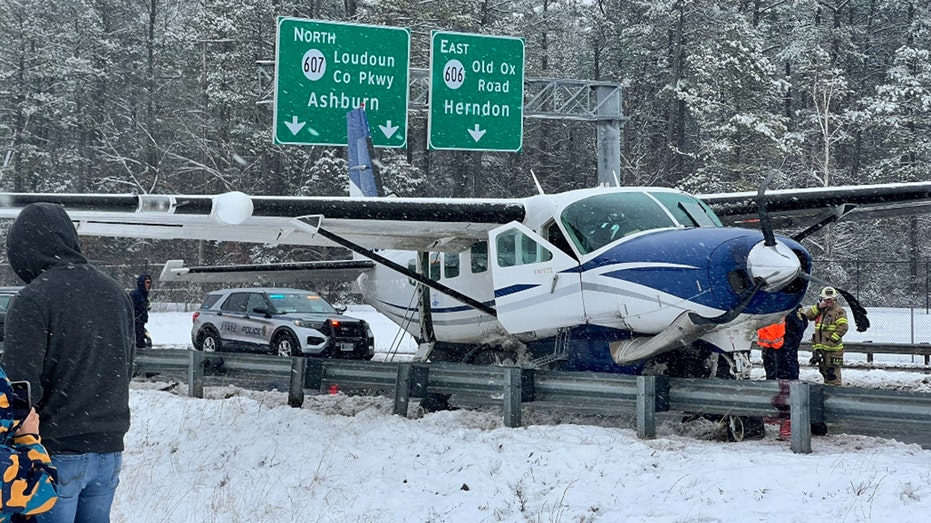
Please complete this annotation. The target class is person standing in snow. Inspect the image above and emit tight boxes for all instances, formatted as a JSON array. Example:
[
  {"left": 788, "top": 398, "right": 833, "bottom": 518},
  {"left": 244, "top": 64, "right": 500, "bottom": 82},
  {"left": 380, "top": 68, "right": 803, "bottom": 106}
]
[
  {"left": 1, "top": 202, "right": 135, "bottom": 523},
  {"left": 130, "top": 274, "right": 152, "bottom": 349},
  {"left": 799, "top": 286, "right": 848, "bottom": 386},
  {"left": 757, "top": 319, "right": 786, "bottom": 380}
]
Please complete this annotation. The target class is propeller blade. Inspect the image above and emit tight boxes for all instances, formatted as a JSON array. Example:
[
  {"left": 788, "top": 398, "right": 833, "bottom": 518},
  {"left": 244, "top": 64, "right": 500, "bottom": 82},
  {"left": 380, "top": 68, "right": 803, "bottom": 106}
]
[
  {"left": 756, "top": 172, "right": 777, "bottom": 247},
  {"left": 797, "top": 272, "right": 870, "bottom": 332},
  {"left": 689, "top": 278, "right": 766, "bottom": 326}
]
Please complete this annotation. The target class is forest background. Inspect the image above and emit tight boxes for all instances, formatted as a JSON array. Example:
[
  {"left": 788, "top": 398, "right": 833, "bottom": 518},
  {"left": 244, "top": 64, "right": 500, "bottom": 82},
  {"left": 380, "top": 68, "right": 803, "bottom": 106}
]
[{"left": 0, "top": 0, "right": 930, "bottom": 307}]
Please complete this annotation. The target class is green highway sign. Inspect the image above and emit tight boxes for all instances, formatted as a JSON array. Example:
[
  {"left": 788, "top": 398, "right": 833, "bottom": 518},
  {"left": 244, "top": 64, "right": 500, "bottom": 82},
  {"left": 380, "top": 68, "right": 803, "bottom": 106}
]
[
  {"left": 428, "top": 31, "right": 525, "bottom": 152},
  {"left": 274, "top": 18, "right": 410, "bottom": 147}
]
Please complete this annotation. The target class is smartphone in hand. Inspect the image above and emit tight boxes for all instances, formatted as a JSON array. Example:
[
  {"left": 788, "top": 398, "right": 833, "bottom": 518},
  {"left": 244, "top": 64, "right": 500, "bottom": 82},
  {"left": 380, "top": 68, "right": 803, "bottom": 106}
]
[{"left": 9, "top": 381, "right": 32, "bottom": 420}]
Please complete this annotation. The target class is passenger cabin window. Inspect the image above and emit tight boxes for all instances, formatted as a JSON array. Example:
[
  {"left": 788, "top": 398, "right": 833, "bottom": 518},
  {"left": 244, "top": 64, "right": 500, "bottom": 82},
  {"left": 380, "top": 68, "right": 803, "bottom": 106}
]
[
  {"left": 407, "top": 258, "right": 417, "bottom": 286},
  {"left": 406, "top": 254, "right": 444, "bottom": 284},
  {"left": 543, "top": 220, "right": 576, "bottom": 258},
  {"left": 444, "top": 252, "right": 460, "bottom": 279},
  {"left": 471, "top": 241, "right": 488, "bottom": 273},
  {"left": 650, "top": 192, "right": 722, "bottom": 228},
  {"left": 495, "top": 228, "right": 553, "bottom": 267},
  {"left": 429, "top": 253, "right": 441, "bottom": 281},
  {"left": 561, "top": 193, "right": 677, "bottom": 255}
]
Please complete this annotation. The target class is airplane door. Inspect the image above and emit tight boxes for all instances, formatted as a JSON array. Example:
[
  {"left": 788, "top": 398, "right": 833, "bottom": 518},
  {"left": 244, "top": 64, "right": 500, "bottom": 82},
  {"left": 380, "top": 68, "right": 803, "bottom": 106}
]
[{"left": 488, "top": 223, "right": 585, "bottom": 333}]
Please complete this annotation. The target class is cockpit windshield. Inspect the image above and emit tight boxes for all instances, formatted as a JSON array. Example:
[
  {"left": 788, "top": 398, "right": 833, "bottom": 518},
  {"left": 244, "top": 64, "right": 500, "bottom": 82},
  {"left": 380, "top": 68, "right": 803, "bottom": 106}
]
[
  {"left": 561, "top": 193, "right": 677, "bottom": 254},
  {"left": 560, "top": 191, "right": 723, "bottom": 255}
]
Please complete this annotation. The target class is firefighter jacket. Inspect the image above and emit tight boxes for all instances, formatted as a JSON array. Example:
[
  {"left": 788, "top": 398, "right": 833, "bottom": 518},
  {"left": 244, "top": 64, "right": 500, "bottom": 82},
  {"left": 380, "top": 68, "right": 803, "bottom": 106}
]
[
  {"left": 757, "top": 320, "right": 786, "bottom": 349},
  {"left": 801, "top": 301, "right": 849, "bottom": 352}
]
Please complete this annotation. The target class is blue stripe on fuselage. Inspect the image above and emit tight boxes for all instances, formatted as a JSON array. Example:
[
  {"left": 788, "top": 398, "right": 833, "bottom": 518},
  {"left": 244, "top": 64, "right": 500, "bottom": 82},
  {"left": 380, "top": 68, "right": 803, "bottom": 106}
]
[
  {"left": 573, "top": 228, "right": 806, "bottom": 314},
  {"left": 494, "top": 283, "right": 539, "bottom": 299}
]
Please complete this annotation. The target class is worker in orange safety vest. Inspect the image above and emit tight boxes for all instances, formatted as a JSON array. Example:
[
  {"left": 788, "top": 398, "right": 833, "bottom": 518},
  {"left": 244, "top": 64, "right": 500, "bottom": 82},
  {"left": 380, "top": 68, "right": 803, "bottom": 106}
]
[{"left": 758, "top": 319, "right": 786, "bottom": 380}]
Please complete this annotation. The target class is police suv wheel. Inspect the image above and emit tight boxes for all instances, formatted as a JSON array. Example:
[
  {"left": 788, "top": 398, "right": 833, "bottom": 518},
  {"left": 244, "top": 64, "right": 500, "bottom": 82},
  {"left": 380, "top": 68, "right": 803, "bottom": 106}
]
[
  {"left": 199, "top": 329, "right": 221, "bottom": 352},
  {"left": 273, "top": 331, "right": 299, "bottom": 357}
]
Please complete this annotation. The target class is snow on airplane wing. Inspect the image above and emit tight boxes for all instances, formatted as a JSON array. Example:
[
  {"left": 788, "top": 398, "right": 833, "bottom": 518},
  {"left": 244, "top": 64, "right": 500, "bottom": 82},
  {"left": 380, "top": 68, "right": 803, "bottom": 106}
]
[
  {"left": 701, "top": 181, "right": 931, "bottom": 229},
  {"left": 0, "top": 192, "right": 526, "bottom": 252}
]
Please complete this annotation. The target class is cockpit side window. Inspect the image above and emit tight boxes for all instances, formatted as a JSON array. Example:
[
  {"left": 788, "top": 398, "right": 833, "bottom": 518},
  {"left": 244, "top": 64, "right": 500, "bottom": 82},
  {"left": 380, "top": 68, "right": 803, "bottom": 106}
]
[
  {"left": 561, "top": 193, "right": 676, "bottom": 254},
  {"left": 542, "top": 220, "right": 577, "bottom": 259},
  {"left": 494, "top": 228, "right": 554, "bottom": 268}
]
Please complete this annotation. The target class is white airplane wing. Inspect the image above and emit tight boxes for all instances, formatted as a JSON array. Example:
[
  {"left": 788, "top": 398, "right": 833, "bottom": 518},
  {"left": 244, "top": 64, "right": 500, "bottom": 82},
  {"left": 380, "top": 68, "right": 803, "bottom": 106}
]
[
  {"left": 2, "top": 181, "right": 931, "bottom": 252},
  {"left": 0, "top": 192, "right": 525, "bottom": 252}
]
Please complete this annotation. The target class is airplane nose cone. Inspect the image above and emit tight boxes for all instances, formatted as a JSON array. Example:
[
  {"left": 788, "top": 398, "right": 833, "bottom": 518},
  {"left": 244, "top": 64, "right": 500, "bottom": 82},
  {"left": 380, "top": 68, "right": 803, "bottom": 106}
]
[{"left": 747, "top": 240, "right": 801, "bottom": 291}]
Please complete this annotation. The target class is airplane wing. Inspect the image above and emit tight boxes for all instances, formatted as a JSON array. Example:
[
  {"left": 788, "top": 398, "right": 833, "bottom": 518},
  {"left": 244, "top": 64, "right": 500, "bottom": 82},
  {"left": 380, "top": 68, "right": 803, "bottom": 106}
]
[
  {"left": 701, "top": 181, "right": 931, "bottom": 229},
  {"left": 0, "top": 192, "right": 526, "bottom": 252},
  {"left": 2, "top": 181, "right": 931, "bottom": 252}
]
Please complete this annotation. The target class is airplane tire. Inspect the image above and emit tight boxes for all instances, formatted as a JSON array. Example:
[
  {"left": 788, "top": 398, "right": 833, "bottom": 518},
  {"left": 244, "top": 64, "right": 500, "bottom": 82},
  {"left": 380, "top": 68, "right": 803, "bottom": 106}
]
[{"left": 418, "top": 393, "right": 453, "bottom": 413}]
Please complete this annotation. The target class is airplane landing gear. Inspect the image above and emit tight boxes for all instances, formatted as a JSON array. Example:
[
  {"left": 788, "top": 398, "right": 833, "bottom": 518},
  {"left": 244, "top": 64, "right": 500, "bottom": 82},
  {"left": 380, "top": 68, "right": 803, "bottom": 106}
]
[{"left": 646, "top": 344, "right": 765, "bottom": 441}]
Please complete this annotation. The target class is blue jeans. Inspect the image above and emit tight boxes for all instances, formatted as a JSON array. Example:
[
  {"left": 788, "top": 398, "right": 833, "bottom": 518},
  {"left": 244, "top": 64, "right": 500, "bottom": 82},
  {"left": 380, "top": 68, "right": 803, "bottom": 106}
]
[{"left": 36, "top": 452, "right": 122, "bottom": 523}]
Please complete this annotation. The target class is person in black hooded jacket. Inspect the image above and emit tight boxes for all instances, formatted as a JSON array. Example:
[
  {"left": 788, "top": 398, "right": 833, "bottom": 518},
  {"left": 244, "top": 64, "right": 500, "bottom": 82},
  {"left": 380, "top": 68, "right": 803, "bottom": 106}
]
[
  {"left": 130, "top": 273, "right": 152, "bottom": 348},
  {"left": 0, "top": 202, "right": 134, "bottom": 523}
]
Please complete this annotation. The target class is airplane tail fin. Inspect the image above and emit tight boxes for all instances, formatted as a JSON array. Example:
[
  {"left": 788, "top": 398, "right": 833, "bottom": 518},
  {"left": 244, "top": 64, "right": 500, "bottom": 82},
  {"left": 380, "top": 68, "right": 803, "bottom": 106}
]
[{"left": 346, "top": 108, "right": 384, "bottom": 198}]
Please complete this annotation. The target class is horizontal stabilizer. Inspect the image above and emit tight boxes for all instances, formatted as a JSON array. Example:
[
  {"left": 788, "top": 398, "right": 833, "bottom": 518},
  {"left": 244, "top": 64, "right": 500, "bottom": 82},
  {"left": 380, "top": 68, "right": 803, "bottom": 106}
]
[{"left": 159, "top": 259, "right": 374, "bottom": 284}]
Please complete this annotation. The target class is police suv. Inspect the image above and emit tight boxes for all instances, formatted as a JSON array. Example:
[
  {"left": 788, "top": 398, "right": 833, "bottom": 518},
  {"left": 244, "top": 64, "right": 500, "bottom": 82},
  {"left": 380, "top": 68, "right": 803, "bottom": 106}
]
[{"left": 191, "top": 287, "right": 375, "bottom": 359}]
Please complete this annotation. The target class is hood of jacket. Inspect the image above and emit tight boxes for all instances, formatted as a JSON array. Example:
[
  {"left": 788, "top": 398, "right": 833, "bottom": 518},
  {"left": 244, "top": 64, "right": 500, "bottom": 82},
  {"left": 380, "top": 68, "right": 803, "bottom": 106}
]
[
  {"left": 6, "top": 202, "right": 87, "bottom": 284},
  {"left": 136, "top": 273, "right": 151, "bottom": 295}
]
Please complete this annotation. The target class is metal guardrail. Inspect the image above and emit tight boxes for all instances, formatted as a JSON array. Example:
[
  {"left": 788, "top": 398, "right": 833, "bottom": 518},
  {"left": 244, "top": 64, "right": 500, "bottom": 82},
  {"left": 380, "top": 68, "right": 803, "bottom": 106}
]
[
  {"left": 835, "top": 342, "right": 931, "bottom": 365},
  {"left": 134, "top": 349, "right": 931, "bottom": 453}
]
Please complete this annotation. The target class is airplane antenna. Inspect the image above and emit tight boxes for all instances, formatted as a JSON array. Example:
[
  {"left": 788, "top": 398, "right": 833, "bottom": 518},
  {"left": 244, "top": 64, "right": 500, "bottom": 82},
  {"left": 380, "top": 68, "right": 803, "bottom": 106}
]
[
  {"left": 612, "top": 171, "right": 621, "bottom": 187},
  {"left": 530, "top": 170, "right": 546, "bottom": 195}
]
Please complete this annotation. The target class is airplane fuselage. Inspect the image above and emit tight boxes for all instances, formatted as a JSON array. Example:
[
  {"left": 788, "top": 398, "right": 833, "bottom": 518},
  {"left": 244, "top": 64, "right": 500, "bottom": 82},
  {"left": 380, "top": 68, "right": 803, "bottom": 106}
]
[{"left": 355, "top": 187, "right": 812, "bottom": 373}]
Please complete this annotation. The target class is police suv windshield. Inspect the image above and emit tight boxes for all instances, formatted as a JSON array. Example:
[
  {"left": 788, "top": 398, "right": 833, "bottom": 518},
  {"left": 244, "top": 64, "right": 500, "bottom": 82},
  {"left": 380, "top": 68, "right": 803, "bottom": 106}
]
[{"left": 268, "top": 293, "right": 337, "bottom": 315}]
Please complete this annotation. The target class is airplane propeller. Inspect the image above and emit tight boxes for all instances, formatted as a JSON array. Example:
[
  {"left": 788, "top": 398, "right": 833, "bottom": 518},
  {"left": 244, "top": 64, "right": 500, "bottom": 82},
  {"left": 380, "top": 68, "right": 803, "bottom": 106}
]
[
  {"left": 746, "top": 172, "right": 802, "bottom": 291},
  {"left": 753, "top": 174, "right": 869, "bottom": 332},
  {"left": 683, "top": 174, "right": 798, "bottom": 330},
  {"left": 755, "top": 173, "right": 869, "bottom": 333}
]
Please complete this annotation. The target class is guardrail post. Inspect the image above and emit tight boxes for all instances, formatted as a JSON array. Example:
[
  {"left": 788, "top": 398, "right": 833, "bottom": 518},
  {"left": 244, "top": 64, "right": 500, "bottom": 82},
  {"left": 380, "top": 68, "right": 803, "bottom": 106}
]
[
  {"left": 288, "top": 357, "right": 307, "bottom": 408},
  {"left": 503, "top": 367, "right": 522, "bottom": 428},
  {"left": 789, "top": 381, "right": 812, "bottom": 454},
  {"left": 393, "top": 363, "right": 413, "bottom": 417},
  {"left": 304, "top": 359, "right": 324, "bottom": 393},
  {"left": 410, "top": 365, "right": 429, "bottom": 398},
  {"left": 521, "top": 368, "right": 535, "bottom": 402},
  {"left": 188, "top": 350, "right": 204, "bottom": 399},
  {"left": 637, "top": 375, "right": 668, "bottom": 439}
]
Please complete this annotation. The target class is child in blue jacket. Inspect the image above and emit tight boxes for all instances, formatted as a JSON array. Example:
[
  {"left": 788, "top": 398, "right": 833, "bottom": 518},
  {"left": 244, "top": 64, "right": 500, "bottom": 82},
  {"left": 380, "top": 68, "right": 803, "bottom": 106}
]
[{"left": 0, "top": 368, "right": 57, "bottom": 521}]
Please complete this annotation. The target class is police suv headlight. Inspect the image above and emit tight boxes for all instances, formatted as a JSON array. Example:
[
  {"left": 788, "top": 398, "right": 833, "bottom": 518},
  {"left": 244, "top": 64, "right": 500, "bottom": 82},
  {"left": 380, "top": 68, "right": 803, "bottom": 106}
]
[{"left": 293, "top": 320, "right": 326, "bottom": 330}]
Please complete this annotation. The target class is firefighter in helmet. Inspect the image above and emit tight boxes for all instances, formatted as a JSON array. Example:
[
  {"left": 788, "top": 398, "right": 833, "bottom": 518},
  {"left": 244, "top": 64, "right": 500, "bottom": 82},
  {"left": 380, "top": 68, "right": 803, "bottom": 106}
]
[{"left": 799, "top": 286, "right": 848, "bottom": 386}]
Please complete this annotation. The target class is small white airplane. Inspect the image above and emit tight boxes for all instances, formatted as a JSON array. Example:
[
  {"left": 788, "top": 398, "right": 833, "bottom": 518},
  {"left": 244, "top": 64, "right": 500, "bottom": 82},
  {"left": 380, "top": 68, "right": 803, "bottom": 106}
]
[{"left": 0, "top": 110, "right": 926, "bottom": 382}]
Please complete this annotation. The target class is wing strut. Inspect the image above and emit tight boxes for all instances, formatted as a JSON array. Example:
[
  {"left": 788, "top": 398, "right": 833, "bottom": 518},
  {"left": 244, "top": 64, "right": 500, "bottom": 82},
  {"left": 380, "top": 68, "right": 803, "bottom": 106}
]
[
  {"left": 314, "top": 226, "right": 497, "bottom": 318},
  {"left": 791, "top": 204, "right": 857, "bottom": 242}
]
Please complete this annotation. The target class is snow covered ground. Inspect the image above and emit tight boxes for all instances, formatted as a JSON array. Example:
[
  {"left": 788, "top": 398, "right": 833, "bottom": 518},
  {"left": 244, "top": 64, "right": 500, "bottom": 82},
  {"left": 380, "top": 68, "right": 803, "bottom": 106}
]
[{"left": 110, "top": 306, "right": 931, "bottom": 522}]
